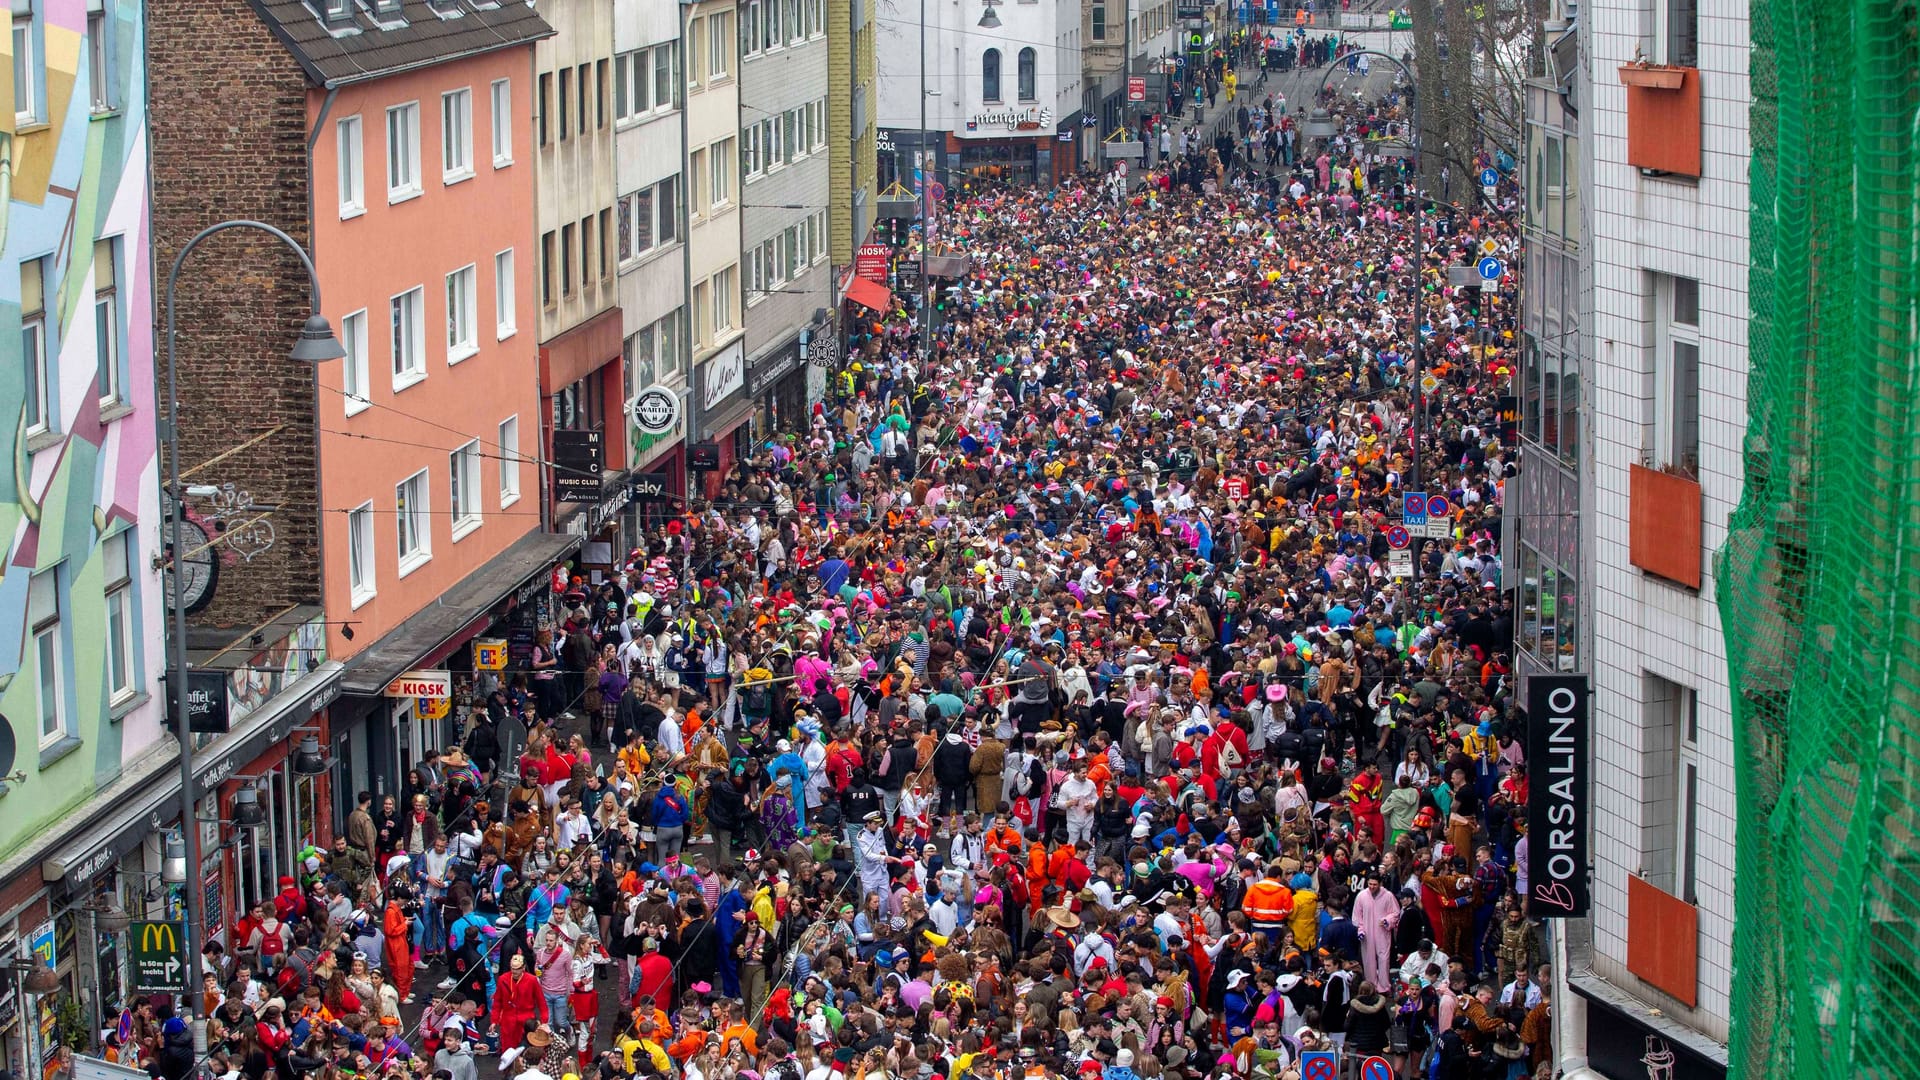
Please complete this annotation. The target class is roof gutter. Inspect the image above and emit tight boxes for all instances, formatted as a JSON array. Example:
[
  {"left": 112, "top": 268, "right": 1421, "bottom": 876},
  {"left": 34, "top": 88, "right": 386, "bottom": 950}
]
[
  {"left": 308, "top": 86, "right": 340, "bottom": 151},
  {"left": 318, "top": 31, "right": 555, "bottom": 89}
]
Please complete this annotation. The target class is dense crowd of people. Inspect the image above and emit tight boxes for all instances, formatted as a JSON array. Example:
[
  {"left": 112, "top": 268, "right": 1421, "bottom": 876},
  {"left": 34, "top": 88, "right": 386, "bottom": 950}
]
[{"left": 107, "top": 47, "right": 1541, "bottom": 1080}]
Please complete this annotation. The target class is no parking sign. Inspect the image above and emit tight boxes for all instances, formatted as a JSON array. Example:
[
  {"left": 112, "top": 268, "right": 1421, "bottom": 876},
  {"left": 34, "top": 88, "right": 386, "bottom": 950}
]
[
  {"left": 1299, "top": 1052, "right": 1337, "bottom": 1080},
  {"left": 1361, "top": 1058, "right": 1395, "bottom": 1080}
]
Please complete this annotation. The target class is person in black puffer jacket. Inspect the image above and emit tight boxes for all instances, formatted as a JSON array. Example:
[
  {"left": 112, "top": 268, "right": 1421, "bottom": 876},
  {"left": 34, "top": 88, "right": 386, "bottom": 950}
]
[
  {"left": 704, "top": 768, "right": 749, "bottom": 856},
  {"left": 150, "top": 1017, "right": 195, "bottom": 1080},
  {"left": 1346, "top": 982, "right": 1394, "bottom": 1057}
]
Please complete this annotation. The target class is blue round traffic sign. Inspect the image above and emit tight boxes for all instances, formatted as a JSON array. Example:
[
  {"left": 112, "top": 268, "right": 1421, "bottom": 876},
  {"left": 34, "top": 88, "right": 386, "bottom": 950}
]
[
  {"left": 1426, "top": 494, "right": 1452, "bottom": 519},
  {"left": 1386, "top": 526, "right": 1411, "bottom": 549},
  {"left": 1361, "top": 1057, "right": 1395, "bottom": 1080},
  {"left": 1479, "top": 167, "right": 1499, "bottom": 187},
  {"left": 1477, "top": 256, "right": 1504, "bottom": 280}
]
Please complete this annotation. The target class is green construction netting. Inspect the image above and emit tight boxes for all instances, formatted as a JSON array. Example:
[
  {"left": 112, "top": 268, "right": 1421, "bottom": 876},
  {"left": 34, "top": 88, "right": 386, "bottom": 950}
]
[{"left": 1718, "top": 0, "right": 1920, "bottom": 1076}]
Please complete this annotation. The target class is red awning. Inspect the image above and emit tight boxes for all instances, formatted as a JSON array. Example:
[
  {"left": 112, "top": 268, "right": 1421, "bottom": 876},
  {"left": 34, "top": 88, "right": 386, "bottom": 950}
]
[{"left": 845, "top": 276, "right": 893, "bottom": 312}]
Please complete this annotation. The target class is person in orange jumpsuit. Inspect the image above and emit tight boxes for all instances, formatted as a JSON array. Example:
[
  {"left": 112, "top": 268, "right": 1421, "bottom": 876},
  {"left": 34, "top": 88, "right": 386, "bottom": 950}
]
[
  {"left": 491, "top": 952, "right": 546, "bottom": 1052},
  {"left": 382, "top": 871, "right": 416, "bottom": 1003}
]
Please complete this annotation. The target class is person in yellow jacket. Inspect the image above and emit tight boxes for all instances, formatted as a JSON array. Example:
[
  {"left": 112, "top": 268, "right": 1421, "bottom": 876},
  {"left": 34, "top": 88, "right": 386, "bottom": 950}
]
[
  {"left": 1287, "top": 872, "right": 1320, "bottom": 951},
  {"left": 1224, "top": 69, "right": 1238, "bottom": 102}
]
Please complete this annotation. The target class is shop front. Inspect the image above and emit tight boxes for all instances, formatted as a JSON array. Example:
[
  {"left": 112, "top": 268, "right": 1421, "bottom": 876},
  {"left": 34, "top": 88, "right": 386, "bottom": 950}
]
[
  {"left": 329, "top": 529, "right": 584, "bottom": 821},
  {"left": 692, "top": 339, "right": 752, "bottom": 499},
  {"left": 745, "top": 329, "right": 812, "bottom": 442},
  {"left": 624, "top": 378, "right": 689, "bottom": 536},
  {"left": 1569, "top": 979, "right": 1728, "bottom": 1080}
]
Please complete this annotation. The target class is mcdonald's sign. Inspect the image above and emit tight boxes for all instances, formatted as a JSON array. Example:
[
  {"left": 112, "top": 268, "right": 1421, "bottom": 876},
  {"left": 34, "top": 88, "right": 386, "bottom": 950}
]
[{"left": 130, "top": 921, "right": 187, "bottom": 991}]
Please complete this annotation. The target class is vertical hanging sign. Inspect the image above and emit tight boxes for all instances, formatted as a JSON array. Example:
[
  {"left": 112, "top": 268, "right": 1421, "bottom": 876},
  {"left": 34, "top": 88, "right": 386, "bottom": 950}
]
[{"left": 1527, "top": 674, "right": 1591, "bottom": 916}]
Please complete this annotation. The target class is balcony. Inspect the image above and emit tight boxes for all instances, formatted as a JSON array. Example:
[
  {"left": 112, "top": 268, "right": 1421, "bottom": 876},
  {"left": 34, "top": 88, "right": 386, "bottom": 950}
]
[
  {"left": 1619, "top": 64, "right": 1700, "bottom": 178},
  {"left": 1630, "top": 463, "right": 1703, "bottom": 588},
  {"left": 1626, "top": 875, "right": 1699, "bottom": 1007}
]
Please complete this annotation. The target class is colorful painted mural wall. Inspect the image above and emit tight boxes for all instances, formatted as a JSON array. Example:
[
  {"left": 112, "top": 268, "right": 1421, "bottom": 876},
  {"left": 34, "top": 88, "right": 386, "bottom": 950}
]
[{"left": 0, "top": 0, "right": 165, "bottom": 858}]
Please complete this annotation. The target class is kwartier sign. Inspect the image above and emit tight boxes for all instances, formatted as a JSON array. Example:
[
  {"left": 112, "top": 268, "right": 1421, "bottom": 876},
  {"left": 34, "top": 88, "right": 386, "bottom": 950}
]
[{"left": 1526, "top": 674, "right": 1590, "bottom": 916}]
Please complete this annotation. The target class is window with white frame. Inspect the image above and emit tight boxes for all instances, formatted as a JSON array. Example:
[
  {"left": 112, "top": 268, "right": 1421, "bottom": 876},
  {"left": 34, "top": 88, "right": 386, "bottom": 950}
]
[
  {"left": 1652, "top": 273, "right": 1701, "bottom": 478},
  {"left": 808, "top": 0, "right": 824, "bottom": 36},
  {"left": 811, "top": 211, "right": 826, "bottom": 262},
  {"left": 784, "top": 223, "right": 801, "bottom": 281},
  {"left": 742, "top": 124, "right": 760, "bottom": 179},
  {"left": 711, "top": 137, "right": 733, "bottom": 207},
  {"left": 341, "top": 308, "right": 370, "bottom": 414},
  {"left": 712, "top": 266, "right": 735, "bottom": 336},
  {"left": 442, "top": 87, "right": 473, "bottom": 181},
  {"left": 449, "top": 440, "right": 481, "bottom": 536},
  {"left": 742, "top": 0, "right": 759, "bottom": 56},
  {"left": 1654, "top": 0, "right": 1697, "bottom": 66},
  {"left": 497, "top": 416, "right": 522, "bottom": 506},
  {"left": 103, "top": 530, "right": 136, "bottom": 702},
  {"left": 386, "top": 101, "right": 421, "bottom": 200},
  {"left": 32, "top": 565, "right": 64, "bottom": 749},
  {"left": 1643, "top": 674, "right": 1701, "bottom": 904},
  {"left": 14, "top": 2, "right": 40, "bottom": 125},
  {"left": 691, "top": 281, "right": 708, "bottom": 348},
  {"left": 445, "top": 264, "right": 477, "bottom": 361},
  {"left": 395, "top": 469, "right": 431, "bottom": 572},
  {"left": 95, "top": 237, "right": 121, "bottom": 407},
  {"left": 391, "top": 285, "right": 426, "bottom": 388},
  {"left": 760, "top": 117, "right": 782, "bottom": 170},
  {"left": 491, "top": 78, "right": 513, "bottom": 165},
  {"left": 337, "top": 115, "right": 366, "bottom": 216},
  {"left": 654, "top": 46, "right": 675, "bottom": 108},
  {"left": 494, "top": 249, "right": 516, "bottom": 339},
  {"left": 784, "top": 0, "right": 799, "bottom": 44},
  {"left": 21, "top": 256, "right": 50, "bottom": 436},
  {"left": 709, "top": 11, "right": 731, "bottom": 78},
  {"left": 760, "top": 0, "right": 778, "bottom": 50},
  {"left": 347, "top": 501, "right": 376, "bottom": 605},
  {"left": 687, "top": 17, "right": 704, "bottom": 86},
  {"left": 87, "top": 6, "right": 111, "bottom": 112}
]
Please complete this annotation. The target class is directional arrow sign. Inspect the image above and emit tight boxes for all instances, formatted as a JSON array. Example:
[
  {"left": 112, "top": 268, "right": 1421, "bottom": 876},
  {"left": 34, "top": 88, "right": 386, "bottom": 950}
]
[{"left": 1477, "top": 256, "right": 1505, "bottom": 281}]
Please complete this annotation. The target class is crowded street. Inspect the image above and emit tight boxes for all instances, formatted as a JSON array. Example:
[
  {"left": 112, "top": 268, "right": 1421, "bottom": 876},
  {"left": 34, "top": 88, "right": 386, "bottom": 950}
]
[{"left": 84, "top": 39, "right": 1545, "bottom": 1080}]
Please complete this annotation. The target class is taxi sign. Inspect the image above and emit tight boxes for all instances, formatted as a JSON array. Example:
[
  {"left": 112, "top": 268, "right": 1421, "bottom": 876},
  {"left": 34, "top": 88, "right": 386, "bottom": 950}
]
[{"left": 1403, "top": 492, "right": 1428, "bottom": 526}]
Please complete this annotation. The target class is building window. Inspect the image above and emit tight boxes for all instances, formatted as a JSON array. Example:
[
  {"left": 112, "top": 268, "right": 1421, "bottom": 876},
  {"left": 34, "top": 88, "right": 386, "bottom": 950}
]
[
  {"left": 391, "top": 285, "right": 425, "bottom": 389},
  {"left": 656, "top": 44, "right": 675, "bottom": 107},
  {"left": 712, "top": 266, "right": 735, "bottom": 336},
  {"left": 14, "top": 2, "right": 39, "bottom": 125},
  {"left": 1018, "top": 47, "right": 1036, "bottom": 101},
  {"left": 1653, "top": 273, "right": 1701, "bottom": 477},
  {"left": 87, "top": 6, "right": 111, "bottom": 112},
  {"left": 103, "top": 530, "right": 135, "bottom": 702},
  {"left": 94, "top": 237, "right": 121, "bottom": 407},
  {"left": 31, "top": 565, "right": 64, "bottom": 749},
  {"left": 21, "top": 256, "right": 49, "bottom": 436},
  {"left": 341, "top": 308, "right": 370, "bottom": 414},
  {"left": 1092, "top": 3, "right": 1105, "bottom": 40},
  {"left": 1656, "top": 0, "right": 1697, "bottom": 66},
  {"left": 494, "top": 249, "right": 516, "bottom": 339},
  {"left": 711, "top": 137, "right": 733, "bottom": 207},
  {"left": 784, "top": 223, "right": 801, "bottom": 280},
  {"left": 577, "top": 62, "right": 591, "bottom": 134},
  {"left": 337, "top": 115, "right": 365, "bottom": 217},
  {"left": 537, "top": 72, "right": 551, "bottom": 146},
  {"left": 491, "top": 78, "right": 513, "bottom": 165},
  {"left": 596, "top": 59, "right": 608, "bottom": 128},
  {"left": 598, "top": 207, "right": 612, "bottom": 280},
  {"left": 579, "top": 214, "right": 593, "bottom": 287},
  {"left": 982, "top": 48, "right": 1001, "bottom": 102},
  {"left": 498, "top": 416, "right": 522, "bottom": 506},
  {"left": 386, "top": 101, "right": 421, "bottom": 200},
  {"left": 561, "top": 223, "right": 574, "bottom": 296},
  {"left": 558, "top": 66, "right": 571, "bottom": 139},
  {"left": 688, "top": 17, "right": 704, "bottom": 85},
  {"left": 449, "top": 440, "right": 481, "bottom": 537},
  {"left": 445, "top": 264, "right": 477, "bottom": 362},
  {"left": 689, "top": 148, "right": 706, "bottom": 215},
  {"left": 347, "top": 501, "right": 376, "bottom": 606},
  {"left": 540, "top": 230, "right": 555, "bottom": 306},
  {"left": 742, "top": 1, "right": 759, "bottom": 56},
  {"left": 442, "top": 87, "right": 473, "bottom": 181},
  {"left": 709, "top": 11, "right": 731, "bottom": 79},
  {"left": 1643, "top": 675, "right": 1700, "bottom": 904},
  {"left": 691, "top": 281, "right": 708, "bottom": 348},
  {"left": 395, "top": 469, "right": 431, "bottom": 573}
]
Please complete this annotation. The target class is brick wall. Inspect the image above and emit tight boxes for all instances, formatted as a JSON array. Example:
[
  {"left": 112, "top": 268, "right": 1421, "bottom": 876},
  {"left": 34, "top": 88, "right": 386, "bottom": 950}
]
[{"left": 147, "top": 0, "right": 322, "bottom": 627}]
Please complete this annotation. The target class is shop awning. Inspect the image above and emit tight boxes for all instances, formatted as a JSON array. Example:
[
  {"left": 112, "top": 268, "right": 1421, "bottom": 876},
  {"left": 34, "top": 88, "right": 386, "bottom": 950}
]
[
  {"left": 845, "top": 276, "right": 893, "bottom": 312},
  {"left": 338, "top": 530, "right": 583, "bottom": 696}
]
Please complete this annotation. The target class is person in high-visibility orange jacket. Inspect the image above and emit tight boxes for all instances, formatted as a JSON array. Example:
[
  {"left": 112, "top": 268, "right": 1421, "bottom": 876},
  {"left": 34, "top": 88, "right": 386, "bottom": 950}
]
[{"left": 1242, "top": 864, "right": 1296, "bottom": 944}]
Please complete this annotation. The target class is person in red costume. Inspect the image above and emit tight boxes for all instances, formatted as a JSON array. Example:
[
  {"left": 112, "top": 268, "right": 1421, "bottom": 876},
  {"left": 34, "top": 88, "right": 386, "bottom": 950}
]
[{"left": 491, "top": 952, "right": 546, "bottom": 1051}]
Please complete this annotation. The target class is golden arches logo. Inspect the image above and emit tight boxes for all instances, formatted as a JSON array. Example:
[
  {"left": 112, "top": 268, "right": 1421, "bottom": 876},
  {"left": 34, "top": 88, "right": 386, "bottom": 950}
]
[{"left": 140, "top": 923, "right": 179, "bottom": 954}]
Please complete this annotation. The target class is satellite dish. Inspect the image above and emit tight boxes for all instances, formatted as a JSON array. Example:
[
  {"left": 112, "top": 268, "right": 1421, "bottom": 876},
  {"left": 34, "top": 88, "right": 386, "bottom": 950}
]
[{"left": 0, "top": 712, "right": 15, "bottom": 780}]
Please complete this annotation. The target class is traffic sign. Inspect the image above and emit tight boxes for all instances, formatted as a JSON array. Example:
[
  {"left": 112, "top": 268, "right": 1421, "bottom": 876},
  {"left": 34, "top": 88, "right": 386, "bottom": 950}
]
[
  {"left": 1420, "top": 374, "right": 1440, "bottom": 394},
  {"left": 1300, "top": 1052, "right": 1338, "bottom": 1080},
  {"left": 1403, "top": 491, "right": 1427, "bottom": 526},
  {"left": 1386, "top": 525, "right": 1410, "bottom": 549},
  {"left": 1426, "top": 494, "right": 1452, "bottom": 520},
  {"left": 1479, "top": 167, "right": 1498, "bottom": 187},
  {"left": 1417, "top": 521, "right": 1454, "bottom": 539},
  {"left": 1361, "top": 1057, "right": 1395, "bottom": 1080},
  {"left": 1116, "top": 159, "right": 1129, "bottom": 177},
  {"left": 1388, "top": 549, "right": 1414, "bottom": 579},
  {"left": 1479, "top": 238, "right": 1499, "bottom": 256},
  {"left": 1477, "top": 256, "right": 1505, "bottom": 281},
  {"left": 130, "top": 921, "right": 187, "bottom": 992}
]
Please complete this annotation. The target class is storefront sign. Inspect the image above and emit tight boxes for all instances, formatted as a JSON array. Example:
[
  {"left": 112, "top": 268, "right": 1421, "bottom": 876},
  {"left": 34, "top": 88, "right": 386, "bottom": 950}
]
[
  {"left": 855, "top": 243, "right": 892, "bottom": 285},
  {"left": 473, "top": 639, "right": 509, "bottom": 671},
  {"left": 164, "top": 669, "right": 232, "bottom": 734},
  {"left": 586, "top": 481, "right": 633, "bottom": 535},
  {"left": 808, "top": 329, "right": 841, "bottom": 370},
  {"left": 630, "top": 474, "right": 671, "bottom": 502},
  {"left": 877, "top": 130, "right": 897, "bottom": 153},
  {"left": 418, "top": 696, "right": 450, "bottom": 721},
  {"left": 628, "top": 385, "right": 683, "bottom": 436},
  {"left": 129, "top": 921, "right": 186, "bottom": 992},
  {"left": 384, "top": 669, "right": 451, "bottom": 699},
  {"left": 688, "top": 442, "right": 721, "bottom": 470},
  {"left": 1128, "top": 76, "right": 1146, "bottom": 101},
  {"left": 553, "top": 428, "right": 606, "bottom": 503},
  {"left": 1526, "top": 674, "right": 1590, "bottom": 916},
  {"left": 748, "top": 340, "right": 804, "bottom": 399},
  {"left": 971, "top": 107, "right": 1054, "bottom": 131},
  {"left": 702, "top": 340, "right": 746, "bottom": 411}
]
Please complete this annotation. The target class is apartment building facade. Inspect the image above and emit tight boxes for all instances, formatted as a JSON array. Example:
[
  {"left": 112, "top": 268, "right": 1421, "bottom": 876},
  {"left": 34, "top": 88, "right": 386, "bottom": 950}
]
[
  {"left": 740, "top": 0, "right": 832, "bottom": 433},
  {"left": 1509, "top": 0, "right": 1745, "bottom": 1072},
  {"left": 682, "top": 0, "right": 748, "bottom": 489},
  {"left": 827, "top": 0, "right": 878, "bottom": 272}
]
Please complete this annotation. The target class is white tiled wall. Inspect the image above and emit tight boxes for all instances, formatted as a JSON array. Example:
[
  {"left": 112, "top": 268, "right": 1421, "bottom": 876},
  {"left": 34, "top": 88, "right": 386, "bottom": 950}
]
[{"left": 1579, "top": 0, "right": 1748, "bottom": 1045}]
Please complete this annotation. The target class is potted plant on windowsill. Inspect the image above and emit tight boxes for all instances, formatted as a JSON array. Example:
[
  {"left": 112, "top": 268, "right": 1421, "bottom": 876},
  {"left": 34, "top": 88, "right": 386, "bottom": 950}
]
[{"left": 1618, "top": 59, "right": 1688, "bottom": 89}]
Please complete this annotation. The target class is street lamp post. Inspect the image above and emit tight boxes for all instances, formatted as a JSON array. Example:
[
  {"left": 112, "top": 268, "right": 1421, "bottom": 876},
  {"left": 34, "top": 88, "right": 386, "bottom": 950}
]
[
  {"left": 163, "top": 220, "right": 343, "bottom": 1050},
  {"left": 1316, "top": 49, "right": 1428, "bottom": 574}
]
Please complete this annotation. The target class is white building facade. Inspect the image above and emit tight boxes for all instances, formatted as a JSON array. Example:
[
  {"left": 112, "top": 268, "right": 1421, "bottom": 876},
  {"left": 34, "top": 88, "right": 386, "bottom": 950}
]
[{"left": 681, "top": 0, "right": 749, "bottom": 482}]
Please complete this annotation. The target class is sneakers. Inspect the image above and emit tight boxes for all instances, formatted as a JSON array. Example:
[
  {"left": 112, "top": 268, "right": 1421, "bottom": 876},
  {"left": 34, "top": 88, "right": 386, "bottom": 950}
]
[{"left": 438, "top": 977, "right": 457, "bottom": 990}]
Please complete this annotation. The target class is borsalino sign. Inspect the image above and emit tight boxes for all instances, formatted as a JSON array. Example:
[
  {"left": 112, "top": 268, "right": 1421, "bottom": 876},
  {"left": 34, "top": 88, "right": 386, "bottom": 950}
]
[{"left": 1526, "top": 674, "right": 1590, "bottom": 917}]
